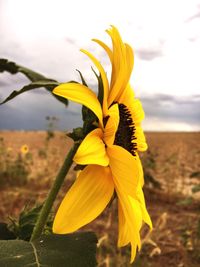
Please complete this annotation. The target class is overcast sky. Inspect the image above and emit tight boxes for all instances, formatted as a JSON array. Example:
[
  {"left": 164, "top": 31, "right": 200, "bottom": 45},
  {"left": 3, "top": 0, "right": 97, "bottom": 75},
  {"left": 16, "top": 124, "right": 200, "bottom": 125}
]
[{"left": 0, "top": 0, "right": 200, "bottom": 131}]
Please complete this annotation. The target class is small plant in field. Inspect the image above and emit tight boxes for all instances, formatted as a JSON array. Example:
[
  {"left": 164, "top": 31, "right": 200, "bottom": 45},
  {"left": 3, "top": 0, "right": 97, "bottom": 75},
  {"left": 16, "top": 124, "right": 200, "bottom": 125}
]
[
  {"left": 38, "top": 148, "right": 47, "bottom": 159},
  {"left": 45, "top": 116, "right": 59, "bottom": 143},
  {"left": 0, "top": 141, "right": 31, "bottom": 187},
  {"left": 142, "top": 150, "right": 161, "bottom": 189},
  {"left": 0, "top": 153, "right": 29, "bottom": 186}
]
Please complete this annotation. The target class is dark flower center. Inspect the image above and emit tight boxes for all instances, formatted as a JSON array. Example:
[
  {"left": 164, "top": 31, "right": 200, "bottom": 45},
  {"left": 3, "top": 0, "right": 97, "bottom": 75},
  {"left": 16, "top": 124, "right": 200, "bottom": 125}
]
[{"left": 114, "top": 103, "right": 137, "bottom": 156}]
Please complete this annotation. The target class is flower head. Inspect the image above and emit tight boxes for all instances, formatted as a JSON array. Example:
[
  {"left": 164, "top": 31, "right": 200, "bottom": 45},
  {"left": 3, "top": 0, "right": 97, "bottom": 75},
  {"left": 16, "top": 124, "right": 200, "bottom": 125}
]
[
  {"left": 53, "top": 26, "right": 152, "bottom": 262},
  {"left": 20, "top": 144, "right": 29, "bottom": 154}
]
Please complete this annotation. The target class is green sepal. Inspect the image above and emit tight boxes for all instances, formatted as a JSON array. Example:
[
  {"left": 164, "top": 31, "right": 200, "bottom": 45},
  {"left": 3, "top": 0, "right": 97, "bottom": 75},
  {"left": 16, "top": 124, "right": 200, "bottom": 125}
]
[
  {"left": 91, "top": 67, "right": 104, "bottom": 106},
  {"left": 67, "top": 127, "right": 84, "bottom": 142},
  {"left": 76, "top": 69, "right": 88, "bottom": 86},
  {"left": 75, "top": 69, "right": 99, "bottom": 133}
]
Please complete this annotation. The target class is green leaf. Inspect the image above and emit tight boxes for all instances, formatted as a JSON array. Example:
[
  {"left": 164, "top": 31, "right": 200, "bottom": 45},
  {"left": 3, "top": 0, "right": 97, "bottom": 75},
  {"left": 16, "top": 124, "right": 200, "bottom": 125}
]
[
  {"left": 7, "top": 204, "right": 53, "bottom": 241},
  {"left": 0, "top": 80, "right": 59, "bottom": 105},
  {"left": 0, "top": 232, "right": 97, "bottom": 267},
  {"left": 0, "top": 223, "right": 16, "bottom": 240},
  {"left": 0, "top": 58, "right": 52, "bottom": 82},
  {"left": 0, "top": 58, "right": 68, "bottom": 106}
]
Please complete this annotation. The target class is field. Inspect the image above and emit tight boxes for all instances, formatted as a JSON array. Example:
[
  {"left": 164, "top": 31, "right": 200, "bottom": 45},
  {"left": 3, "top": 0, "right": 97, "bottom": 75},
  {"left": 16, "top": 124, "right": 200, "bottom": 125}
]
[{"left": 0, "top": 131, "right": 200, "bottom": 267}]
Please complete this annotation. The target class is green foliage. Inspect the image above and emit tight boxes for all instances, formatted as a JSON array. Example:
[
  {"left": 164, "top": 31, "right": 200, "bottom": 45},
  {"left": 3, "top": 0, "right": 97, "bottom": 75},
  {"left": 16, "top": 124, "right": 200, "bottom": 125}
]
[
  {"left": 67, "top": 127, "right": 84, "bottom": 142},
  {"left": 190, "top": 171, "right": 200, "bottom": 178},
  {"left": 76, "top": 69, "right": 99, "bottom": 135},
  {"left": 176, "top": 196, "right": 194, "bottom": 206},
  {"left": 1, "top": 80, "right": 59, "bottom": 105},
  {"left": 144, "top": 171, "right": 161, "bottom": 189},
  {"left": 0, "top": 223, "right": 16, "bottom": 240},
  {"left": 8, "top": 204, "right": 53, "bottom": 241},
  {"left": 0, "top": 232, "right": 97, "bottom": 267},
  {"left": 0, "top": 58, "right": 68, "bottom": 106},
  {"left": 142, "top": 150, "right": 161, "bottom": 189},
  {"left": 0, "top": 153, "right": 29, "bottom": 187},
  {"left": 38, "top": 148, "right": 47, "bottom": 159},
  {"left": 192, "top": 184, "right": 200, "bottom": 193},
  {"left": 143, "top": 150, "right": 156, "bottom": 170}
]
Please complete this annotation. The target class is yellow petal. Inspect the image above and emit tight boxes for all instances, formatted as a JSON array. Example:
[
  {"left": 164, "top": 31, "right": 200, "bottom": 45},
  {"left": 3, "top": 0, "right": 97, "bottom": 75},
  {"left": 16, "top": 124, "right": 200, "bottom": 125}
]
[
  {"left": 107, "top": 145, "right": 139, "bottom": 197},
  {"left": 107, "top": 145, "right": 143, "bottom": 262},
  {"left": 137, "top": 154, "right": 145, "bottom": 187},
  {"left": 135, "top": 125, "right": 148, "bottom": 151},
  {"left": 125, "top": 43, "right": 134, "bottom": 76},
  {"left": 117, "top": 193, "right": 142, "bottom": 262},
  {"left": 74, "top": 128, "right": 109, "bottom": 166},
  {"left": 118, "top": 201, "right": 130, "bottom": 247},
  {"left": 53, "top": 165, "right": 114, "bottom": 234},
  {"left": 118, "top": 186, "right": 152, "bottom": 260},
  {"left": 92, "top": 38, "right": 113, "bottom": 63},
  {"left": 129, "top": 99, "right": 145, "bottom": 124},
  {"left": 106, "top": 26, "right": 132, "bottom": 106},
  {"left": 103, "top": 104, "right": 119, "bottom": 147},
  {"left": 118, "top": 84, "right": 135, "bottom": 108},
  {"left": 118, "top": 194, "right": 143, "bottom": 262},
  {"left": 53, "top": 83, "right": 103, "bottom": 125},
  {"left": 110, "top": 44, "right": 134, "bottom": 105},
  {"left": 80, "top": 49, "right": 109, "bottom": 115},
  {"left": 136, "top": 186, "right": 152, "bottom": 229}
]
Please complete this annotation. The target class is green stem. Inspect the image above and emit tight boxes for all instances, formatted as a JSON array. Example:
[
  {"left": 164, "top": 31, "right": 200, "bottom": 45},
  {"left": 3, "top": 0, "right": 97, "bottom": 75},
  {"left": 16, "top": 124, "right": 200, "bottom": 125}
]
[{"left": 30, "top": 141, "right": 80, "bottom": 241}]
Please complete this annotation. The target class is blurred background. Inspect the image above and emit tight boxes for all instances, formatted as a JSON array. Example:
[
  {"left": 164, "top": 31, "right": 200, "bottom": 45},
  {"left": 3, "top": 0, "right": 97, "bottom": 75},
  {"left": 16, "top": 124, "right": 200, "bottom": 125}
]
[{"left": 0, "top": 0, "right": 200, "bottom": 131}]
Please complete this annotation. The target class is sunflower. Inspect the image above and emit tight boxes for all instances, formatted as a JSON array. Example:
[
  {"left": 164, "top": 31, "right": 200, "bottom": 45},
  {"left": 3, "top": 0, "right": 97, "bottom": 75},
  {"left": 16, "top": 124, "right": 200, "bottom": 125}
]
[
  {"left": 20, "top": 144, "right": 29, "bottom": 154},
  {"left": 53, "top": 26, "right": 152, "bottom": 262}
]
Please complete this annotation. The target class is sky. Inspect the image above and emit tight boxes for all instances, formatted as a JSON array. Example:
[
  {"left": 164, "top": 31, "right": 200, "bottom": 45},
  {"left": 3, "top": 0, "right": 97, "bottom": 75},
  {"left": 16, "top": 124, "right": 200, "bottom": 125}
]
[{"left": 0, "top": 0, "right": 200, "bottom": 131}]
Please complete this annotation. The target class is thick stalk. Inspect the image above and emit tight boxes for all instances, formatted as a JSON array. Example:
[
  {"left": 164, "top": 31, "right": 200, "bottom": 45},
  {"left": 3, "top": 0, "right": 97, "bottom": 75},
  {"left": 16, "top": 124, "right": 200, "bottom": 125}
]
[{"left": 30, "top": 142, "right": 80, "bottom": 241}]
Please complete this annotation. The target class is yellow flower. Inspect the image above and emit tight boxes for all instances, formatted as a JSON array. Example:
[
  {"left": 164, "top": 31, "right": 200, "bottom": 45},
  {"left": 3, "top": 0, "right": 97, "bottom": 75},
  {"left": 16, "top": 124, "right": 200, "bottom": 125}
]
[
  {"left": 20, "top": 144, "right": 29, "bottom": 154},
  {"left": 53, "top": 26, "right": 152, "bottom": 262}
]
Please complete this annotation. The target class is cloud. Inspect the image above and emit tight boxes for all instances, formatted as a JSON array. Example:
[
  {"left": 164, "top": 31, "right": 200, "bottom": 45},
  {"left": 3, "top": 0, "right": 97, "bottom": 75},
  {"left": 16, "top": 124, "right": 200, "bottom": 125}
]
[
  {"left": 135, "top": 47, "right": 163, "bottom": 61},
  {"left": 0, "top": 90, "right": 199, "bottom": 131},
  {"left": 65, "top": 37, "right": 77, "bottom": 46},
  {"left": 141, "top": 94, "right": 200, "bottom": 127},
  {"left": 186, "top": 5, "right": 200, "bottom": 22}
]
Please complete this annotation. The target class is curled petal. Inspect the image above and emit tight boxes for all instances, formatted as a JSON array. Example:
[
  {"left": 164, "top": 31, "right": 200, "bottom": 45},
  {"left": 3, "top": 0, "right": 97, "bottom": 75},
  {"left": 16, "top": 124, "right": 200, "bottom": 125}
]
[
  {"left": 53, "top": 83, "right": 103, "bottom": 126},
  {"left": 81, "top": 49, "right": 109, "bottom": 115},
  {"left": 92, "top": 38, "right": 113, "bottom": 63},
  {"left": 74, "top": 128, "right": 109, "bottom": 166},
  {"left": 104, "top": 104, "right": 119, "bottom": 147}
]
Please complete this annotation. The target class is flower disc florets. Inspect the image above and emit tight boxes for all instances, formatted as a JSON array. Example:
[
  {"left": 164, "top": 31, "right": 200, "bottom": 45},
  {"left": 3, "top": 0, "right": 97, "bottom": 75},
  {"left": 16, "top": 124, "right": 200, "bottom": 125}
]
[{"left": 114, "top": 104, "right": 137, "bottom": 156}]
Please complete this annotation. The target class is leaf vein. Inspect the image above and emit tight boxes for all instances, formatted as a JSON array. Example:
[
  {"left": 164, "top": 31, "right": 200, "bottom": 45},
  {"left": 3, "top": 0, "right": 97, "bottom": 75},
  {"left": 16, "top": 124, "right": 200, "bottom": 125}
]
[{"left": 30, "top": 242, "right": 41, "bottom": 267}]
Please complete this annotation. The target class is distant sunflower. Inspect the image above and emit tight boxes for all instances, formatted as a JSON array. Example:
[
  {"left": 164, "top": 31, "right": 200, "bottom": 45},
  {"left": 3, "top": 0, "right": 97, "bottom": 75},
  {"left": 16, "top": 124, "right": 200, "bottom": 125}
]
[
  {"left": 53, "top": 26, "right": 152, "bottom": 262},
  {"left": 20, "top": 144, "right": 29, "bottom": 154}
]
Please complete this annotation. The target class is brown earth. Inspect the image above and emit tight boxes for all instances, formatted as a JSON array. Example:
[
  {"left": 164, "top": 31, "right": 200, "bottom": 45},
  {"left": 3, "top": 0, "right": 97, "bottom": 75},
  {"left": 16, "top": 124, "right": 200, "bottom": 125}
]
[{"left": 0, "top": 131, "right": 200, "bottom": 267}]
